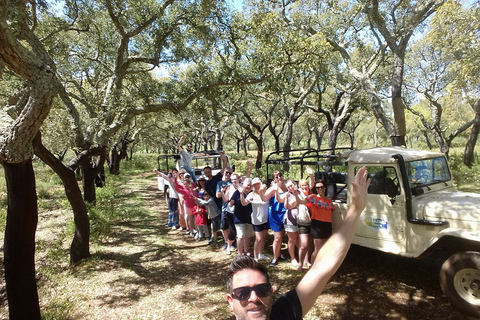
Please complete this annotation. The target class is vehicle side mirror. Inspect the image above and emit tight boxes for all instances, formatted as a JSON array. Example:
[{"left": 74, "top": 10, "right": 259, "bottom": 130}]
[{"left": 412, "top": 188, "right": 424, "bottom": 197}]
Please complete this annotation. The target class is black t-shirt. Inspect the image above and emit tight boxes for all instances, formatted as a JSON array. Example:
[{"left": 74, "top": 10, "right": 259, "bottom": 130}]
[
  {"left": 230, "top": 190, "right": 252, "bottom": 224},
  {"left": 270, "top": 289, "right": 303, "bottom": 320},
  {"left": 205, "top": 172, "right": 222, "bottom": 209}
]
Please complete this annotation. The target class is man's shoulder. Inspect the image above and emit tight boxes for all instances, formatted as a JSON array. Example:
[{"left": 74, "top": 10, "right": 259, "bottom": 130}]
[{"left": 271, "top": 289, "right": 303, "bottom": 320}]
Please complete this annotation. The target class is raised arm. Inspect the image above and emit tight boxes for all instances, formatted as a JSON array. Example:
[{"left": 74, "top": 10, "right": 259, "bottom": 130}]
[
  {"left": 176, "top": 134, "right": 186, "bottom": 152},
  {"left": 293, "top": 187, "right": 308, "bottom": 205},
  {"left": 220, "top": 152, "right": 227, "bottom": 174},
  {"left": 222, "top": 185, "right": 232, "bottom": 203},
  {"left": 245, "top": 160, "right": 253, "bottom": 178},
  {"left": 263, "top": 185, "right": 276, "bottom": 200},
  {"left": 283, "top": 192, "right": 298, "bottom": 210},
  {"left": 306, "top": 165, "right": 314, "bottom": 189},
  {"left": 274, "top": 185, "right": 287, "bottom": 203},
  {"left": 239, "top": 187, "right": 250, "bottom": 206},
  {"left": 295, "top": 166, "right": 370, "bottom": 316},
  {"left": 153, "top": 169, "right": 175, "bottom": 186}
]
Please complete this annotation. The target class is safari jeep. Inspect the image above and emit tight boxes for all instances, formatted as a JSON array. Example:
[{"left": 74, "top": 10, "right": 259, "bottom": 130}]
[
  {"left": 156, "top": 150, "right": 231, "bottom": 200},
  {"left": 266, "top": 146, "right": 480, "bottom": 316}
]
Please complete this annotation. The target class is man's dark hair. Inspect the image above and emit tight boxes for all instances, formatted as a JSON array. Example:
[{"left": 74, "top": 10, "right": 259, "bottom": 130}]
[
  {"left": 226, "top": 255, "right": 270, "bottom": 293},
  {"left": 204, "top": 165, "right": 212, "bottom": 171}
]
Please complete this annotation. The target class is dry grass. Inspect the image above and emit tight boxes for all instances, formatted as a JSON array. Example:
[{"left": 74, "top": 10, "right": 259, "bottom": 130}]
[{"left": 0, "top": 172, "right": 478, "bottom": 320}]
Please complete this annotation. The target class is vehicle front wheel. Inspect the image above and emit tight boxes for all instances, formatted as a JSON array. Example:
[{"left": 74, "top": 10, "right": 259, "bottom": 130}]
[{"left": 440, "top": 251, "right": 480, "bottom": 316}]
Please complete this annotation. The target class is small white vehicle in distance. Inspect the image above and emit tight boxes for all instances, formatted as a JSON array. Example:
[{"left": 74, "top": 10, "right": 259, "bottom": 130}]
[{"left": 156, "top": 150, "right": 232, "bottom": 201}]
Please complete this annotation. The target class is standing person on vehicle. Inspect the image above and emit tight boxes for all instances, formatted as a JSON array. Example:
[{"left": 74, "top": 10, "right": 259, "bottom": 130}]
[
  {"left": 294, "top": 179, "right": 335, "bottom": 264},
  {"left": 226, "top": 166, "right": 371, "bottom": 320},
  {"left": 230, "top": 178, "right": 254, "bottom": 256},
  {"left": 177, "top": 134, "right": 197, "bottom": 183},
  {"left": 240, "top": 177, "right": 271, "bottom": 262},
  {"left": 265, "top": 171, "right": 287, "bottom": 267}
]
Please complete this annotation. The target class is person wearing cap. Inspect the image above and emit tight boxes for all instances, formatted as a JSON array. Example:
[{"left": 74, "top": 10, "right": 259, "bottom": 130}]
[{"left": 240, "top": 177, "right": 271, "bottom": 261}]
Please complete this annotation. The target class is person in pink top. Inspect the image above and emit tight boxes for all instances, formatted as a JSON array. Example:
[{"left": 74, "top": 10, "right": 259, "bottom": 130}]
[{"left": 173, "top": 173, "right": 198, "bottom": 237}]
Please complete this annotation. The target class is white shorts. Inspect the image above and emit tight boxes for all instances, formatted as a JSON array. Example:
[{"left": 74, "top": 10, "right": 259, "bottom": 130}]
[
  {"left": 235, "top": 223, "right": 254, "bottom": 238},
  {"left": 284, "top": 223, "right": 298, "bottom": 233}
]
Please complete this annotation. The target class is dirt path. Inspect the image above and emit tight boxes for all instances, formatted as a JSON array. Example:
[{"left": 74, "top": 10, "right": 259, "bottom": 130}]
[{"left": 1, "top": 173, "right": 477, "bottom": 319}]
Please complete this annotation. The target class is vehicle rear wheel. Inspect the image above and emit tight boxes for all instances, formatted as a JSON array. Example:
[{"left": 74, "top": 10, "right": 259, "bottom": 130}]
[{"left": 440, "top": 251, "right": 480, "bottom": 316}]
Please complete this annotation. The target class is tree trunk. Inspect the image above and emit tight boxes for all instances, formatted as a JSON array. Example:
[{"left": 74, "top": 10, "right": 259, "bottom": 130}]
[
  {"left": 110, "top": 147, "right": 120, "bottom": 175},
  {"left": 390, "top": 53, "right": 407, "bottom": 146},
  {"left": 327, "top": 129, "right": 338, "bottom": 150},
  {"left": 33, "top": 134, "right": 90, "bottom": 264},
  {"left": 464, "top": 100, "right": 480, "bottom": 167},
  {"left": 82, "top": 159, "right": 97, "bottom": 204},
  {"left": 242, "top": 135, "right": 248, "bottom": 156},
  {"left": 360, "top": 75, "right": 395, "bottom": 143},
  {"left": 3, "top": 160, "right": 41, "bottom": 319}
]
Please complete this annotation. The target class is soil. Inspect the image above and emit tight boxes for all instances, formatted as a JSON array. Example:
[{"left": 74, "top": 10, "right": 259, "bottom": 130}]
[{"left": 0, "top": 173, "right": 478, "bottom": 319}]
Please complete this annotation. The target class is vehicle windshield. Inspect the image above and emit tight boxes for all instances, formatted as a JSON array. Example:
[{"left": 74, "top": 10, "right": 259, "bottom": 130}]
[
  {"left": 406, "top": 156, "right": 451, "bottom": 187},
  {"left": 192, "top": 155, "right": 225, "bottom": 170}
]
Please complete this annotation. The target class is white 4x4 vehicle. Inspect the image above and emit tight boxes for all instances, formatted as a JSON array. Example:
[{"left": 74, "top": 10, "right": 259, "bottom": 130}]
[
  {"left": 266, "top": 146, "right": 480, "bottom": 316},
  {"left": 156, "top": 150, "right": 231, "bottom": 199}
]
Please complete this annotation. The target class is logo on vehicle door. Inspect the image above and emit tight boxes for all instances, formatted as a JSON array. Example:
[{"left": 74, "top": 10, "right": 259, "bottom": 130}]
[{"left": 362, "top": 216, "right": 389, "bottom": 230}]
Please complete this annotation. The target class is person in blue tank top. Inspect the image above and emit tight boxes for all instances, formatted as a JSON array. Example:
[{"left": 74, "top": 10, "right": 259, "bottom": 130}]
[{"left": 264, "top": 171, "right": 287, "bottom": 267}]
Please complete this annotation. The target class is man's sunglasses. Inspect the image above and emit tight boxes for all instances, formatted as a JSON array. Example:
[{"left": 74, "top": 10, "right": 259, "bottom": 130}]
[
  {"left": 231, "top": 283, "right": 272, "bottom": 301},
  {"left": 316, "top": 186, "right": 325, "bottom": 189}
]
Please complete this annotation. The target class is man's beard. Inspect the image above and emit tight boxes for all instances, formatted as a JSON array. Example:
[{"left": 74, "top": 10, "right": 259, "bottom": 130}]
[{"left": 235, "top": 299, "right": 270, "bottom": 320}]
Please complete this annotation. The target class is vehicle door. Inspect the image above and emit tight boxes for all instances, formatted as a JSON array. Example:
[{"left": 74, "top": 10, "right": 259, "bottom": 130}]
[{"left": 354, "top": 165, "right": 407, "bottom": 252}]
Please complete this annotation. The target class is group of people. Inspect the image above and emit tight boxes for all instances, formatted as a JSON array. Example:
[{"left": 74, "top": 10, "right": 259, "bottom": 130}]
[
  {"left": 154, "top": 137, "right": 340, "bottom": 273},
  {"left": 154, "top": 136, "right": 373, "bottom": 319}
]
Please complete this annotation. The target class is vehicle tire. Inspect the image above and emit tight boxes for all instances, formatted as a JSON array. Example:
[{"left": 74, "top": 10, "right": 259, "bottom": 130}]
[
  {"left": 440, "top": 251, "right": 480, "bottom": 316},
  {"left": 164, "top": 187, "right": 170, "bottom": 206}
]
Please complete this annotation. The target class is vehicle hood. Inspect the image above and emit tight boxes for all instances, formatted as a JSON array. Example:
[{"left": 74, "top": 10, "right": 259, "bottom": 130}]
[{"left": 415, "top": 190, "right": 480, "bottom": 222}]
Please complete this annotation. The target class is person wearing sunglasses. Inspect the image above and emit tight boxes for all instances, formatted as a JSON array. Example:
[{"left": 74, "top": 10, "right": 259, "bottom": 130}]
[
  {"left": 217, "top": 168, "right": 235, "bottom": 253},
  {"left": 294, "top": 177, "right": 336, "bottom": 265},
  {"left": 226, "top": 166, "right": 371, "bottom": 320},
  {"left": 176, "top": 134, "right": 197, "bottom": 183}
]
